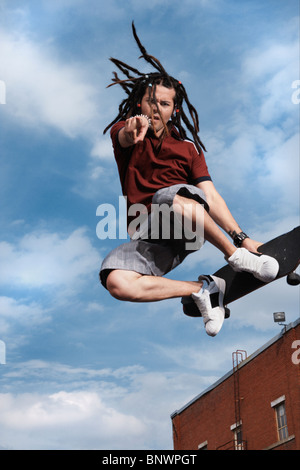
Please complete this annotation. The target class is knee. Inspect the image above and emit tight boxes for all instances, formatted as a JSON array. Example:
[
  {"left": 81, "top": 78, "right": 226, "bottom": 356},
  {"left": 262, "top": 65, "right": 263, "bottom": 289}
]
[
  {"left": 173, "top": 192, "right": 209, "bottom": 213},
  {"left": 106, "top": 271, "right": 127, "bottom": 300},
  {"left": 106, "top": 270, "right": 140, "bottom": 301}
]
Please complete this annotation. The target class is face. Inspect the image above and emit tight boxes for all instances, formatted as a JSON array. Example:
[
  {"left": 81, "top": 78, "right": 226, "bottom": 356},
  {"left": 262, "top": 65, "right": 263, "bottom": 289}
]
[{"left": 140, "top": 84, "right": 176, "bottom": 136}]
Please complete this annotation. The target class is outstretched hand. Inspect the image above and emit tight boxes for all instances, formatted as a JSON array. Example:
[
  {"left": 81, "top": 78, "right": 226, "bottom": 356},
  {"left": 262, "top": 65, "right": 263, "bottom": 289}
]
[{"left": 124, "top": 116, "right": 149, "bottom": 145}]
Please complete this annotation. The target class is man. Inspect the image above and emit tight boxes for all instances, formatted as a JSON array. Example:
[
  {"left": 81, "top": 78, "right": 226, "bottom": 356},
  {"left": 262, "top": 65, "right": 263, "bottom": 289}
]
[{"left": 99, "top": 24, "right": 279, "bottom": 337}]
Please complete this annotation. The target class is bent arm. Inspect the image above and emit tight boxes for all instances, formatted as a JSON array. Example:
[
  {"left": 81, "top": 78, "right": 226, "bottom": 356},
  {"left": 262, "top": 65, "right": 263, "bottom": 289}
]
[{"left": 196, "top": 180, "right": 262, "bottom": 252}]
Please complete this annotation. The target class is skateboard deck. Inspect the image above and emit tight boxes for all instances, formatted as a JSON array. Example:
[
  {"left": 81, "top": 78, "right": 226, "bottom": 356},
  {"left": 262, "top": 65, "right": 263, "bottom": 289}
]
[{"left": 182, "top": 226, "right": 300, "bottom": 318}]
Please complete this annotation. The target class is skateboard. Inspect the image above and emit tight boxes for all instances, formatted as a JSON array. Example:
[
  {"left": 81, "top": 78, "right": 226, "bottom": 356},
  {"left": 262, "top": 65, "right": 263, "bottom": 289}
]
[{"left": 181, "top": 226, "right": 300, "bottom": 318}]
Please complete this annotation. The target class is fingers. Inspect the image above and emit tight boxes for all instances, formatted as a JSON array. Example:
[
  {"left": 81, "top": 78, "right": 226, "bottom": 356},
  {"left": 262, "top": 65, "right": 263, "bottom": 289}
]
[
  {"left": 125, "top": 116, "right": 149, "bottom": 144},
  {"left": 256, "top": 242, "right": 263, "bottom": 254},
  {"left": 124, "top": 119, "right": 138, "bottom": 142},
  {"left": 242, "top": 238, "right": 263, "bottom": 254},
  {"left": 124, "top": 117, "right": 137, "bottom": 134}
]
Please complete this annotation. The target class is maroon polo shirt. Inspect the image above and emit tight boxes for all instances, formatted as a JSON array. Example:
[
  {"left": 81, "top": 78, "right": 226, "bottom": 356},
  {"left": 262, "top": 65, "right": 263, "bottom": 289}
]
[{"left": 111, "top": 120, "right": 211, "bottom": 213}]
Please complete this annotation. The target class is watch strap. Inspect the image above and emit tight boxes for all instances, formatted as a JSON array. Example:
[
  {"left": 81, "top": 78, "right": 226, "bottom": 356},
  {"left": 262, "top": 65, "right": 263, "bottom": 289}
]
[{"left": 233, "top": 231, "right": 249, "bottom": 247}]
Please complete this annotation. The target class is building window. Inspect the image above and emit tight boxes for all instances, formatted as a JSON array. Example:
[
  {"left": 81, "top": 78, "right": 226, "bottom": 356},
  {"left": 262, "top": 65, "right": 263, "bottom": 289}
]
[
  {"left": 275, "top": 402, "right": 289, "bottom": 441},
  {"left": 234, "top": 425, "right": 244, "bottom": 450},
  {"left": 197, "top": 440, "right": 208, "bottom": 450},
  {"left": 230, "top": 421, "right": 244, "bottom": 450},
  {"left": 271, "top": 395, "right": 289, "bottom": 442}
]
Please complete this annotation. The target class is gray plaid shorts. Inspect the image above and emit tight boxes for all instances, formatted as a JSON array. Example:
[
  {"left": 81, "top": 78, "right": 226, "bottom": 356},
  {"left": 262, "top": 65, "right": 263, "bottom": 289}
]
[{"left": 99, "top": 184, "right": 209, "bottom": 289}]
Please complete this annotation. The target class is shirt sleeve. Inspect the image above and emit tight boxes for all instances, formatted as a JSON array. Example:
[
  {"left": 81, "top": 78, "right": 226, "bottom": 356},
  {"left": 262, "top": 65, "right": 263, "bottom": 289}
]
[
  {"left": 110, "top": 121, "right": 126, "bottom": 154},
  {"left": 110, "top": 121, "right": 134, "bottom": 185},
  {"left": 190, "top": 146, "right": 212, "bottom": 184}
]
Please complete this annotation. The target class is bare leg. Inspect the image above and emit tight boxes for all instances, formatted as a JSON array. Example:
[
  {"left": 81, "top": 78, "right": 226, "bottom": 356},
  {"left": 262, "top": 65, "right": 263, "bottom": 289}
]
[
  {"left": 107, "top": 195, "right": 237, "bottom": 303},
  {"left": 107, "top": 270, "right": 202, "bottom": 302}
]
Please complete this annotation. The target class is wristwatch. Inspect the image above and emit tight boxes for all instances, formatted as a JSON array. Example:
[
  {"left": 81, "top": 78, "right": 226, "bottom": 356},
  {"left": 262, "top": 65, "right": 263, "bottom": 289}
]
[{"left": 232, "top": 231, "right": 249, "bottom": 247}]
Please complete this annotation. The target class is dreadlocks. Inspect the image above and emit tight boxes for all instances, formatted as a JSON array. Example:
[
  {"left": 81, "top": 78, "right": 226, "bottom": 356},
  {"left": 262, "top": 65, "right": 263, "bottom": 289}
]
[{"left": 103, "top": 22, "right": 206, "bottom": 153}]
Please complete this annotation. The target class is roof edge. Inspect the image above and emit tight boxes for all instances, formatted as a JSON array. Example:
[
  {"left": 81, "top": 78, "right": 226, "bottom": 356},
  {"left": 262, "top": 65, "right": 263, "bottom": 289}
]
[{"left": 171, "top": 317, "right": 300, "bottom": 419}]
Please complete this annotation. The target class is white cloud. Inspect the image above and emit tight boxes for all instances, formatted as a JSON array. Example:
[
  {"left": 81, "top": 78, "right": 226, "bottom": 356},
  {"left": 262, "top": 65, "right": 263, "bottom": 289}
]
[
  {"left": 0, "top": 390, "right": 145, "bottom": 450},
  {"left": 237, "top": 31, "right": 299, "bottom": 126},
  {"left": 205, "top": 124, "right": 298, "bottom": 224},
  {"left": 90, "top": 138, "right": 114, "bottom": 161},
  {"left": 203, "top": 32, "right": 299, "bottom": 227},
  {"left": 0, "top": 296, "right": 49, "bottom": 335},
  {"left": 243, "top": 42, "right": 297, "bottom": 81},
  {"left": 2, "top": 313, "right": 295, "bottom": 451},
  {"left": 257, "top": 132, "right": 299, "bottom": 213},
  {"left": 0, "top": 29, "right": 102, "bottom": 140},
  {"left": 0, "top": 228, "right": 101, "bottom": 290},
  {"left": 0, "top": 361, "right": 209, "bottom": 450},
  {"left": 227, "top": 279, "right": 300, "bottom": 333}
]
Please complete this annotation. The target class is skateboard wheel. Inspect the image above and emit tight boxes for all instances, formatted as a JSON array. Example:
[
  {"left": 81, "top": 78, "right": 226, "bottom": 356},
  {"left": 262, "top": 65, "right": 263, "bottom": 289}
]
[
  {"left": 225, "top": 307, "right": 230, "bottom": 318},
  {"left": 287, "top": 272, "right": 300, "bottom": 286}
]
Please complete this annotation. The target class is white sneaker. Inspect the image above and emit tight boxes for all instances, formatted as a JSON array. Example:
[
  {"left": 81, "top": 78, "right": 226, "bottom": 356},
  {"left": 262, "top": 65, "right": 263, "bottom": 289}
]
[
  {"left": 192, "top": 275, "right": 226, "bottom": 337},
  {"left": 227, "top": 248, "right": 279, "bottom": 283}
]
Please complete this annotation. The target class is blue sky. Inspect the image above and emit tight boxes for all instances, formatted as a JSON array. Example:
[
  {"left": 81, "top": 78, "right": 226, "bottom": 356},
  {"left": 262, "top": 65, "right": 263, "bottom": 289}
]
[{"left": 0, "top": 0, "right": 299, "bottom": 450}]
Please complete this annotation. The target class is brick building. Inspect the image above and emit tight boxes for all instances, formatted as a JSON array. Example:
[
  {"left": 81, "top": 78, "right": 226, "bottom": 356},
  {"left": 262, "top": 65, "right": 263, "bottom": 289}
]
[{"left": 171, "top": 318, "right": 300, "bottom": 450}]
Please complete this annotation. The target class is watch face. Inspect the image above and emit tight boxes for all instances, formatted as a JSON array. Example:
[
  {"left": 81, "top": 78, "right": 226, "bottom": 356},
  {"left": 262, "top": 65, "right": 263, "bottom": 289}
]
[
  {"left": 236, "top": 236, "right": 243, "bottom": 246},
  {"left": 234, "top": 232, "right": 248, "bottom": 247}
]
